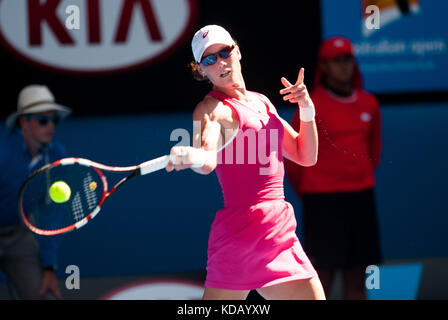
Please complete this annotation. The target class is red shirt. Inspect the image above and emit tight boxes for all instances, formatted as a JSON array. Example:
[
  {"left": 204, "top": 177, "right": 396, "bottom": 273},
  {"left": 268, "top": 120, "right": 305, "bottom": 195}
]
[{"left": 285, "top": 86, "right": 382, "bottom": 194}]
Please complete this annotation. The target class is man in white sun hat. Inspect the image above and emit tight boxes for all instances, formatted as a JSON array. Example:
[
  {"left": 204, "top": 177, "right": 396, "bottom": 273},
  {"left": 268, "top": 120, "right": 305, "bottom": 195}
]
[{"left": 0, "top": 85, "right": 71, "bottom": 299}]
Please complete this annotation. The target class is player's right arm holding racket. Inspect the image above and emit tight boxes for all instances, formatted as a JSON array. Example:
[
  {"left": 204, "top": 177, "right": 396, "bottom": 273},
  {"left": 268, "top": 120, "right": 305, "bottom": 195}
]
[{"left": 166, "top": 96, "right": 237, "bottom": 174}]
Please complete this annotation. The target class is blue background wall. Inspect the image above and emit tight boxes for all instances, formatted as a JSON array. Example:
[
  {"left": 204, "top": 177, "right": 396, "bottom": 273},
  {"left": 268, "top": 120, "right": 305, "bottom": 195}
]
[{"left": 21, "top": 102, "right": 444, "bottom": 278}]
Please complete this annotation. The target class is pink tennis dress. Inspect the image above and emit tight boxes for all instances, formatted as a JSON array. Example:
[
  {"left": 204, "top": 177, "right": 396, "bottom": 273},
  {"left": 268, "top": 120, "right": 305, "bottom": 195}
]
[{"left": 205, "top": 90, "right": 317, "bottom": 290}]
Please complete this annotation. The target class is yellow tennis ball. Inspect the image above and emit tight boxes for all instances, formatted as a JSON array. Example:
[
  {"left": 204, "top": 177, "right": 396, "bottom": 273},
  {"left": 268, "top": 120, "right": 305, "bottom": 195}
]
[{"left": 49, "top": 181, "right": 71, "bottom": 203}]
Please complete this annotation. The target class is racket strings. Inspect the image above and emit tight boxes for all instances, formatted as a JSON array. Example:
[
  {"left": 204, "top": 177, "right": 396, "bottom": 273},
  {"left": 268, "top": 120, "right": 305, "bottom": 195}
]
[
  {"left": 21, "top": 164, "right": 104, "bottom": 233},
  {"left": 82, "top": 173, "right": 99, "bottom": 210},
  {"left": 71, "top": 193, "right": 85, "bottom": 222}
]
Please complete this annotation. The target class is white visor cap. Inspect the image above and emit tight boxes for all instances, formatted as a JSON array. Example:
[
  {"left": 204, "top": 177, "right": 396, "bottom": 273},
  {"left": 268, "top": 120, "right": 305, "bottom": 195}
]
[{"left": 191, "top": 25, "right": 234, "bottom": 63}]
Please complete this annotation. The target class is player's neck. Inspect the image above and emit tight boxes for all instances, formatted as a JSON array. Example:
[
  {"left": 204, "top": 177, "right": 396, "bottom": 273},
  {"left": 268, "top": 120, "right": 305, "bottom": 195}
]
[{"left": 214, "top": 81, "right": 248, "bottom": 102}]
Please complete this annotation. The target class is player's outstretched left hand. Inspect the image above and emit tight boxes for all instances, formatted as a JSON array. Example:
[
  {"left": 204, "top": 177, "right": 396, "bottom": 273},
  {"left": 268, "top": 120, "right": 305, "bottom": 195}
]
[{"left": 279, "top": 68, "right": 313, "bottom": 108}]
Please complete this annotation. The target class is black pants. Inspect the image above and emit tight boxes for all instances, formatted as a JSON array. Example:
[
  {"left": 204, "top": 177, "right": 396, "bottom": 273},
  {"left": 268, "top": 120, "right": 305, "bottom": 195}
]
[
  {"left": 302, "top": 188, "right": 382, "bottom": 270},
  {"left": 0, "top": 223, "right": 42, "bottom": 299}
]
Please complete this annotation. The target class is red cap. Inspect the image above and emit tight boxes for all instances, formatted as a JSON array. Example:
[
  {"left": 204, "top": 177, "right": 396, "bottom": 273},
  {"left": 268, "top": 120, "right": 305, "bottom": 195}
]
[
  {"left": 313, "top": 36, "right": 363, "bottom": 90},
  {"left": 318, "top": 37, "right": 355, "bottom": 60}
]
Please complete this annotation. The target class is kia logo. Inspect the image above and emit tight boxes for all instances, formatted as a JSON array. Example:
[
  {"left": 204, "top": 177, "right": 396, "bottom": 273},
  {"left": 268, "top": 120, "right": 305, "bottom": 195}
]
[{"left": 0, "top": 0, "right": 198, "bottom": 74}]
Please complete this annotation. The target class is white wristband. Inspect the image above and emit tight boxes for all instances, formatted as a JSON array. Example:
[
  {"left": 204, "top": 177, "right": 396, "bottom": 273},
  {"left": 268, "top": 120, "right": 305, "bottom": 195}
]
[
  {"left": 190, "top": 148, "right": 206, "bottom": 168},
  {"left": 299, "top": 102, "right": 315, "bottom": 122},
  {"left": 169, "top": 147, "right": 206, "bottom": 168}
]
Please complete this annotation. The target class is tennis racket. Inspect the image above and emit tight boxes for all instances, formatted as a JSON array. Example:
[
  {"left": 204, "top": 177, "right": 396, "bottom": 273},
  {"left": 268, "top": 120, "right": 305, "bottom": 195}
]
[{"left": 19, "top": 155, "right": 173, "bottom": 236}]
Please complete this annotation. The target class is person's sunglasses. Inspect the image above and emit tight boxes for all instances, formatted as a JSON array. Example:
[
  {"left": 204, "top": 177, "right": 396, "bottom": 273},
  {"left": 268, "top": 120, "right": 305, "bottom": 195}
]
[
  {"left": 200, "top": 45, "right": 235, "bottom": 66},
  {"left": 25, "top": 114, "right": 60, "bottom": 126}
]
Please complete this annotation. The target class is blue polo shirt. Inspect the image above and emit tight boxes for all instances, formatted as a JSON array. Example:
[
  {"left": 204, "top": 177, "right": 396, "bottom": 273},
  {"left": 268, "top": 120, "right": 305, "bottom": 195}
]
[{"left": 0, "top": 129, "right": 66, "bottom": 268}]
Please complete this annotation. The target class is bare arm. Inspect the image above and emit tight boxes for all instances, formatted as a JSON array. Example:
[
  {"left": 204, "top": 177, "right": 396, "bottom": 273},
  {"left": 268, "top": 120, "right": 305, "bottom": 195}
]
[
  {"left": 279, "top": 68, "right": 318, "bottom": 167},
  {"left": 166, "top": 97, "right": 225, "bottom": 175},
  {"left": 280, "top": 117, "right": 318, "bottom": 166}
]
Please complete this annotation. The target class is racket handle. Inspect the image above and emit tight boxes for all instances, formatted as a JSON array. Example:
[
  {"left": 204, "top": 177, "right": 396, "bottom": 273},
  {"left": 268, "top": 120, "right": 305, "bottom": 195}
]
[
  {"left": 139, "top": 155, "right": 171, "bottom": 175},
  {"left": 139, "top": 152, "right": 204, "bottom": 175}
]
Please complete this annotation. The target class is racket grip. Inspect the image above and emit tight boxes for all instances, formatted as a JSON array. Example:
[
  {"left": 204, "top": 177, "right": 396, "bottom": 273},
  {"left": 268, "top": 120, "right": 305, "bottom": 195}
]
[
  {"left": 139, "top": 151, "right": 204, "bottom": 175},
  {"left": 139, "top": 155, "right": 171, "bottom": 175}
]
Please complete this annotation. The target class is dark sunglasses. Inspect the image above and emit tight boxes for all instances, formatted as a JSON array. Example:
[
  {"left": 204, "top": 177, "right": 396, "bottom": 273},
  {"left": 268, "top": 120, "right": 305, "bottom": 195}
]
[
  {"left": 25, "top": 114, "right": 60, "bottom": 126},
  {"left": 200, "top": 45, "right": 235, "bottom": 66}
]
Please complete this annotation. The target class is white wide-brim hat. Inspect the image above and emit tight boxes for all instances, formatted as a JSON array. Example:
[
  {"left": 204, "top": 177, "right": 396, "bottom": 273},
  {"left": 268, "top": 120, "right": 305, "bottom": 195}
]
[
  {"left": 191, "top": 25, "right": 235, "bottom": 63},
  {"left": 6, "top": 84, "right": 71, "bottom": 129}
]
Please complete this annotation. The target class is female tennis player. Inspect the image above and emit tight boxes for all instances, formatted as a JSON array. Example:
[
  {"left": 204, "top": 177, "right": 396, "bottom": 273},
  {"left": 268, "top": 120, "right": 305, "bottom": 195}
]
[{"left": 166, "top": 25, "right": 325, "bottom": 300}]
